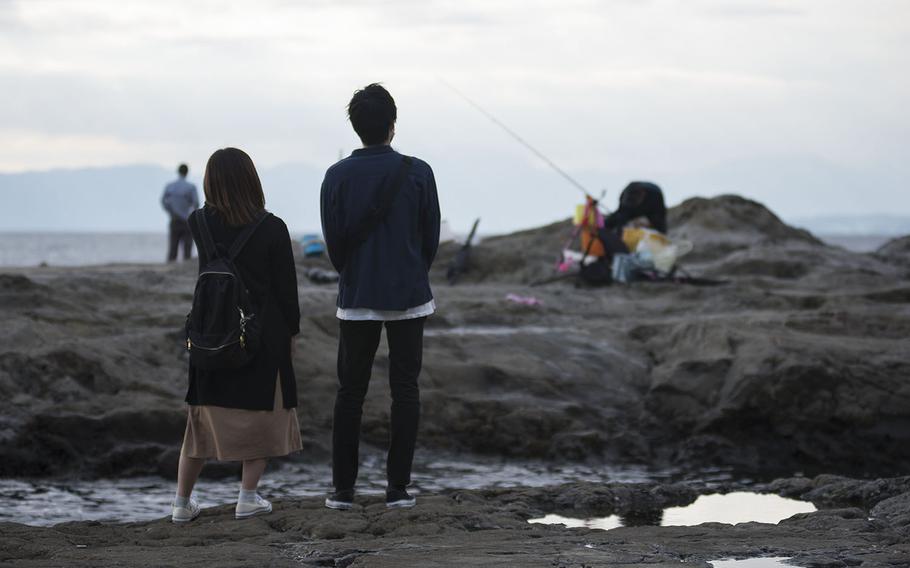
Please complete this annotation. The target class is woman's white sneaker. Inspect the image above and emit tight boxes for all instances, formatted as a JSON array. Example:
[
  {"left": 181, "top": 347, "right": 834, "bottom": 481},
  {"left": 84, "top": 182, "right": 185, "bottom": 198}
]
[
  {"left": 171, "top": 498, "right": 201, "bottom": 523},
  {"left": 235, "top": 494, "right": 272, "bottom": 519}
]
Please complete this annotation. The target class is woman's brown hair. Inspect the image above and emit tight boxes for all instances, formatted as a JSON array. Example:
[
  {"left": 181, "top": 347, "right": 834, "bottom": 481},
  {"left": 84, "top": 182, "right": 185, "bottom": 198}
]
[{"left": 203, "top": 147, "right": 266, "bottom": 226}]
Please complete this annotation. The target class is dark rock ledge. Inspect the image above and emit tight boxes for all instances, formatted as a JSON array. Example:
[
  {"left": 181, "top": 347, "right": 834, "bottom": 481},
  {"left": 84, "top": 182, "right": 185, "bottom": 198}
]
[{"left": 2, "top": 476, "right": 908, "bottom": 567}]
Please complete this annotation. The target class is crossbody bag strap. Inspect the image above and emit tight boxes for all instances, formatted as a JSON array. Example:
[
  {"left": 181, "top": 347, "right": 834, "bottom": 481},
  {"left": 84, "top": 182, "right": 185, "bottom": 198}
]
[
  {"left": 228, "top": 210, "right": 272, "bottom": 261},
  {"left": 195, "top": 208, "right": 219, "bottom": 259},
  {"left": 350, "top": 155, "right": 413, "bottom": 248}
]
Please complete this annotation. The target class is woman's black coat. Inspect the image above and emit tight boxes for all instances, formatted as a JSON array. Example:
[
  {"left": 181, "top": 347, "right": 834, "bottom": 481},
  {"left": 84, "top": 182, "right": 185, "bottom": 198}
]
[{"left": 186, "top": 206, "right": 300, "bottom": 410}]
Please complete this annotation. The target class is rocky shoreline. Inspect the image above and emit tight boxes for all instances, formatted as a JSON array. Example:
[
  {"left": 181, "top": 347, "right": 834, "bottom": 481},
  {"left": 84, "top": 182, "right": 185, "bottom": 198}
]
[
  {"left": 1, "top": 195, "right": 908, "bottom": 480},
  {"left": 2, "top": 475, "right": 909, "bottom": 567},
  {"left": 2, "top": 194, "right": 909, "bottom": 565}
]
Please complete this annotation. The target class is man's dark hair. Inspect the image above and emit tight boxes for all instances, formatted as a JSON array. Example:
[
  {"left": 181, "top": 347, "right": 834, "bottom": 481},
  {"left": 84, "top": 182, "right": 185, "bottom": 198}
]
[
  {"left": 347, "top": 83, "right": 397, "bottom": 146},
  {"left": 178, "top": 163, "right": 189, "bottom": 177}
]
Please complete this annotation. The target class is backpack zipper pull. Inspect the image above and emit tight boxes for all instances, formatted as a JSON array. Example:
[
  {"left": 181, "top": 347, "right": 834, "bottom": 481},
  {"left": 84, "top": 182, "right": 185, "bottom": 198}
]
[{"left": 186, "top": 338, "right": 192, "bottom": 350}]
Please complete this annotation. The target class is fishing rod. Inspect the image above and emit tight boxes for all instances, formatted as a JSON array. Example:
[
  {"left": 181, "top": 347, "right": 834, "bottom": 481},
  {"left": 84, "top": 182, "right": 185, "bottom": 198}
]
[
  {"left": 441, "top": 79, "right": 611, "bottom": 278},
  {"left": 440, "top": 79, "right": 595, "bottom": 200}
]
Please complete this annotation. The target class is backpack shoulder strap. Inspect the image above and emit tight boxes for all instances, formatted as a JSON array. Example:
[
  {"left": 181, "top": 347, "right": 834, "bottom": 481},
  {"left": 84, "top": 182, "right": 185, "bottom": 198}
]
[
  {"left": 350, "top": 155, "right": 413, "bottom": 248},
  {"left": 228, "top": 211, "right": 272, "bottom": 260},
  {"left": 195, "top": 208, "right": 219, "bottom": 259}
]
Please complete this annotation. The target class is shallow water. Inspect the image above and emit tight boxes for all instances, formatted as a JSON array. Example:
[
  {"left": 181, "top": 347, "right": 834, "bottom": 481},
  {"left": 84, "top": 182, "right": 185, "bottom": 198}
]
[
  {"left": 424, "top": 325, "right": 561, "bottom": 337},
  {"left": 0, "top": 232, "right": 168, "bottom": 267},
  {"left": 578, "top": 544, "right": 798, "bottom": 567},
  {"left": 664, "top": 492, "right": 815, "bottom": 525},
  {"left": 710, "top": 558, "right": 798, "bottom": 568},
  {"left": 0, "top": 455, "right": 728, "bottom": 526},
  {"left": 528, "top": 492, "right": 815, "bottom": 530}
]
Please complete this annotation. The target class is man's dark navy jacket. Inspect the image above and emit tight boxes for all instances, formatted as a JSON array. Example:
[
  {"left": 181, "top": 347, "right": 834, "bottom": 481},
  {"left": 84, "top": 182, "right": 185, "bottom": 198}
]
[{"left": 320, "top": 145, "right": 441, "bottom": 310}]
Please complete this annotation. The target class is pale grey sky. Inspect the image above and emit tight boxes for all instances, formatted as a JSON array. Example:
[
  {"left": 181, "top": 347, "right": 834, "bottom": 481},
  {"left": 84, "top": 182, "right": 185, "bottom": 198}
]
[{"left": 1, "top": 0, "right": 908, "bottom": 232}]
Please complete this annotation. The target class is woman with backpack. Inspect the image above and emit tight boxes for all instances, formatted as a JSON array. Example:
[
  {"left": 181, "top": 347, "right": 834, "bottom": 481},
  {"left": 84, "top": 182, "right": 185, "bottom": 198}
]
[{"left": 171, "top": 147, "right": 302, "bottom": 523}]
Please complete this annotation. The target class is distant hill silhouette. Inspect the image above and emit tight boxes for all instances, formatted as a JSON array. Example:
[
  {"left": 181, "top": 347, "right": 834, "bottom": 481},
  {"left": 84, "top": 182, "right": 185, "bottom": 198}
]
[
  {"left": 788, "top": 214, "right": 910, "bottom": 236},
  {"left": 1, "top": 154, "right": 907, "bottom": 235},
  {"left": 0, "top": 163, "right": 325, "bottom": 232}
]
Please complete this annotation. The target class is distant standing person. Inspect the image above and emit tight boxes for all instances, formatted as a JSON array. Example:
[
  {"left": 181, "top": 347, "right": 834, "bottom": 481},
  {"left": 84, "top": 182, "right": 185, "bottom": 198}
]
[
  {"left": 161, "top": 163, "right": 200, "bottom": 262},
  {"left": 320, "top": 83, "right": 441, "bottom": 510}
]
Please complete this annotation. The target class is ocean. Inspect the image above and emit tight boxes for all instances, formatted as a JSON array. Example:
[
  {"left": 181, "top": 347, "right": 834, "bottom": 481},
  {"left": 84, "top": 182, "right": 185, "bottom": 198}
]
[
  {"left": 0, "top": 231, "right": 325, "bottom": 267},
  {"left": 0, "top": 231, "right": 896, "bottom": 268},
  {"left": 0, "top": 232, "right": 171, "bottom": 267}
]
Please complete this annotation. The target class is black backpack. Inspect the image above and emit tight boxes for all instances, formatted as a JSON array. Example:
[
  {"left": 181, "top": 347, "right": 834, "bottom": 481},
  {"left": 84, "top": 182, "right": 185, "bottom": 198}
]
[
  {"left": 185, "top": 209, "right": 271, "bottom": 370},
  {"left": 578, "top": 257, "right": 613, "bottom": 286}
]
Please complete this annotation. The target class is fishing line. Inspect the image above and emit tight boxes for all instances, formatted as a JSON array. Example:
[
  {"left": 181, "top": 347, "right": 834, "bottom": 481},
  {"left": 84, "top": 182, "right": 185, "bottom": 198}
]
[{"left": 440, "top": 79, "right": 594, "bottom": 199}]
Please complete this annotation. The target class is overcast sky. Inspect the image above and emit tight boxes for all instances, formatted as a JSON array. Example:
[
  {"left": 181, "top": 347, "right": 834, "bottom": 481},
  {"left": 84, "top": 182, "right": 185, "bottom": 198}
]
[{"left": 1, "top": 0, "right": 908, "bottom": 232}]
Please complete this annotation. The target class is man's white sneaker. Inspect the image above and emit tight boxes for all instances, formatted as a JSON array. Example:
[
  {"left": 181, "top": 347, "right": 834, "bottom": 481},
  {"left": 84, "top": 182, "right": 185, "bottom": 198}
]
[
  {"left": 171, "top": 498, "right": 201, "bottom": 523},
  {"left": 235, "top": 494, "right": 273, "bottom": 519}
]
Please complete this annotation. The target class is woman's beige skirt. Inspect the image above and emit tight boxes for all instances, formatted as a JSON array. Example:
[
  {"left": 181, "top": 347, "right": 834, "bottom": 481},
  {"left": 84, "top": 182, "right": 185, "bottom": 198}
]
[{"left": 181, "top": 378, "right": 302, "bottom": 461}]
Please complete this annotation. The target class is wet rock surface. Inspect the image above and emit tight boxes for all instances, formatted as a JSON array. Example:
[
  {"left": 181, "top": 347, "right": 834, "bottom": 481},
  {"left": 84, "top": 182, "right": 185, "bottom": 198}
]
[
  {"left": 1, "top": 477, "right": 908, "bottom": 567},
  {"left": 1, "top": 196, "right": 909, "bottom": 479},
  {"left": 2, "top": 195, "right": 910, "bottom": 565}
]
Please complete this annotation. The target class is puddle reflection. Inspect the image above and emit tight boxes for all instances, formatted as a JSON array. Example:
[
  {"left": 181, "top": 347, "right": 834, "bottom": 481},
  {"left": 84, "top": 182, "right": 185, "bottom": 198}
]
[
  {"left": 529, "top": 492, "right": 816, "bottom": 530},
  {"left": 663, "top": 492, "right": 815, "bottom": 526},
  {"left": 711, "top": 558, "right": 799, "bottom": 568},
  {"left": 425, "top": 325, "right": 563, "bottom": 337}
]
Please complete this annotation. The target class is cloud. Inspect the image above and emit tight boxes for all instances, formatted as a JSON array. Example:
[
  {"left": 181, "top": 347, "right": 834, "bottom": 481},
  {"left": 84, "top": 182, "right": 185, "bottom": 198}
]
[
  {"left": 0, "top": 128, "right": 147, "bottom": 172},
  {"left": 692, "top": 1, "right": 806, "bottom": 19},
  {"left": 0, "top": 0, "right": 908, "bottom": 227},
  {"left": 0, "top": 0, "right": 22, "bottom": 31}
]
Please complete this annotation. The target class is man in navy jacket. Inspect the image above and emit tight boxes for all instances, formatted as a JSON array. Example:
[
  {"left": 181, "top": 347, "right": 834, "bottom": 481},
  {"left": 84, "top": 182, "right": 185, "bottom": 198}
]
[{"left": 320, "top": 83, "right": 441, "bottom": 510}]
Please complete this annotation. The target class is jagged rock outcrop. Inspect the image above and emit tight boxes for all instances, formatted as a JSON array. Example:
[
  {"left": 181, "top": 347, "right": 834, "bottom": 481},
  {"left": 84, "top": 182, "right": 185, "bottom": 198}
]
[{"left": 1, "top": 195, "right": 908, "bottom": 479}]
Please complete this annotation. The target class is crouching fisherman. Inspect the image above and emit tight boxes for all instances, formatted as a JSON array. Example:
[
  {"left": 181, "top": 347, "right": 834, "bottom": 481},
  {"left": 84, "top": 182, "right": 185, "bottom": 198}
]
[
  {"left": 596, "top": 181, "right": 668, "bottom": 268},
  {"left": 171, "top": 147, "right": 302, "bottom": 523},
  {"left": 574, "top": 181, "right": 668, "bottom": 285},
  {"left": 602, "top": 181, "right": 667, "bottom": 235}
]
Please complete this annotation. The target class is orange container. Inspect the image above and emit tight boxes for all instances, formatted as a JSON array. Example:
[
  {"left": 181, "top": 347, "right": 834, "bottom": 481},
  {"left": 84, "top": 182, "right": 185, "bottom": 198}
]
[{"left": 579, "top": 229, "right": 606, "bottom": 257}]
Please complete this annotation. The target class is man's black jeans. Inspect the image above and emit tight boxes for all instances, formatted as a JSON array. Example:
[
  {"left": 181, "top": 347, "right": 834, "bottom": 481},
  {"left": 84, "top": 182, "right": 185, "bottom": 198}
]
[{"left": 332, "top": 317, "right": 425, "bottom": 491}]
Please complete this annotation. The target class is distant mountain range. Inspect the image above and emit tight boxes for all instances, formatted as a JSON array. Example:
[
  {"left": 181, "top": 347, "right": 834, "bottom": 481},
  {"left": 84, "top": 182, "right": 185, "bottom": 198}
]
[
  {"left": 0, "top": 163, "right": 326, "bottom": 232},
  {"left": 1, "top": 162, "right": 908, "bottom": 237},
  {"left": 788, "top": 215, "right": 910, "bottom": 236}
]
